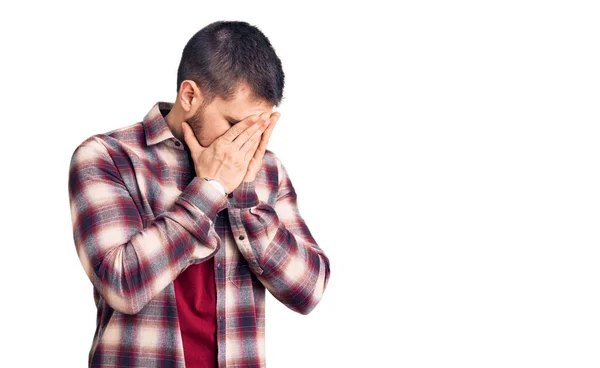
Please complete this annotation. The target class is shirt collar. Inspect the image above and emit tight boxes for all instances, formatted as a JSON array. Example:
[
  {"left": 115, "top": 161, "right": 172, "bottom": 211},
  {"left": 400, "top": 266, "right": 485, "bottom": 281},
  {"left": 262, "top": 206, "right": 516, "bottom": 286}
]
[{"left": 142, "top": 101, "right": 176, "bottom": 146}]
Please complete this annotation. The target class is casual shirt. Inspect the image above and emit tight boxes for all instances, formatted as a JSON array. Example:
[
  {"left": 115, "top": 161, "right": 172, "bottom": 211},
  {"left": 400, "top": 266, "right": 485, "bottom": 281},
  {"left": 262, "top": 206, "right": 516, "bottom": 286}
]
[{"left": 68, "top": 101, "right": 331, "bottom": 367}]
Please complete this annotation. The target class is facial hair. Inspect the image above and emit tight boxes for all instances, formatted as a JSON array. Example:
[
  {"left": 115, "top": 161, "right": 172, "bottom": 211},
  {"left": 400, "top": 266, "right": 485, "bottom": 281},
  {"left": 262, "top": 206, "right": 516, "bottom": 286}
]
[{"left": 185, "top": 104, "right": 206, "bottom": 146}]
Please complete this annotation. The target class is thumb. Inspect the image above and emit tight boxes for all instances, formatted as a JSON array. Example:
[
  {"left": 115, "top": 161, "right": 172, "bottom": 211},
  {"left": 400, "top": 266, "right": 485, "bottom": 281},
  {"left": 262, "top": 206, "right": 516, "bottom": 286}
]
[{"left": 181, "top": 122, "right": 204, "bottom": 154}]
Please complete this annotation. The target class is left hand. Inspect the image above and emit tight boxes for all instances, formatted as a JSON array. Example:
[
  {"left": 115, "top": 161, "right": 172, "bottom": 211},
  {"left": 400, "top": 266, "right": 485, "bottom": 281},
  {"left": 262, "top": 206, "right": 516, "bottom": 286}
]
[{"left": 243, "top": 111, "right": 280, "bottom": 182}]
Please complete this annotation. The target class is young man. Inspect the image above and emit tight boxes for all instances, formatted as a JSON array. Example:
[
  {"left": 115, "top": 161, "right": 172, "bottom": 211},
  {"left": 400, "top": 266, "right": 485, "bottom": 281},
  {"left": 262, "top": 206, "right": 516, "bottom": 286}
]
[{"left": 68, "top": 21, "right": 331, "bottom": 368}]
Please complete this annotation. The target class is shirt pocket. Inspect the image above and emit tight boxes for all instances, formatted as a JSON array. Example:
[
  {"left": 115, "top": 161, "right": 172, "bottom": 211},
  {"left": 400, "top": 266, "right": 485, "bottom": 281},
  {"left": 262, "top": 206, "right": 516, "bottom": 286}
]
[{"left": 228, "top": 258, "right": 251, "bottom": 288}]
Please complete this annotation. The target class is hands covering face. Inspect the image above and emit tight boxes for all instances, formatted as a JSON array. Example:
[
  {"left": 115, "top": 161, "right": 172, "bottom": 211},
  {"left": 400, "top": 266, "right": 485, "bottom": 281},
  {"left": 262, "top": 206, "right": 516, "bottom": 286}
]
[{"left": 182, "top": 111, "right": 280, "bottom": 194}]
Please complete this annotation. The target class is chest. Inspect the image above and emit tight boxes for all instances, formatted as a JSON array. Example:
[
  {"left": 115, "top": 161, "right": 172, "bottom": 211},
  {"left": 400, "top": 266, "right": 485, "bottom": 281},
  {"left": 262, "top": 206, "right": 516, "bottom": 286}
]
[{"left": 114, "top": 145, "right": 253, "bottom": 268}]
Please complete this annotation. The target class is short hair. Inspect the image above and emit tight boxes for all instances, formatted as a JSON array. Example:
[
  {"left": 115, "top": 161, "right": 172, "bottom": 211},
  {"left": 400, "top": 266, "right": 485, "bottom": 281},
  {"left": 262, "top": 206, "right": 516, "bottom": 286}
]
[{"left": 176, "top": 21, "right": 285, "bottom": 107}]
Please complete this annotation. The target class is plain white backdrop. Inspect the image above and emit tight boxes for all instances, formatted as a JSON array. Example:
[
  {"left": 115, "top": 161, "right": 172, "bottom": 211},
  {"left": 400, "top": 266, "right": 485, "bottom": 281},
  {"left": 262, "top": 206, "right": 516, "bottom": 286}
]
[{"left": 1, "top": 0, "right": 600, "bottom": 367}]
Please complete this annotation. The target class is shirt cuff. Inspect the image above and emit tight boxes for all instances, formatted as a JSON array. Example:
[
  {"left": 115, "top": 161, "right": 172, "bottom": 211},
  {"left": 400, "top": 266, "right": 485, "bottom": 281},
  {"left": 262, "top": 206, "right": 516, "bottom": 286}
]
[
  {"left": 206, "top": 179, "right": 227, "bottom": 195},
  {"left": 179, "top": 177, "right": 228, "bottom": 221},
  {"left": 227, "top": 181, "right": 259, "bottom": 208}
]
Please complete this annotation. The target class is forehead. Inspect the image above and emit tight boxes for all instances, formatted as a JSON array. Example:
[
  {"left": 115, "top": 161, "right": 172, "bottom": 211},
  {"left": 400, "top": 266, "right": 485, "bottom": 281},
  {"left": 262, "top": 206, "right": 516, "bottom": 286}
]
[{"left": 216, "top": 82, "right": 273, "bottom": 119}]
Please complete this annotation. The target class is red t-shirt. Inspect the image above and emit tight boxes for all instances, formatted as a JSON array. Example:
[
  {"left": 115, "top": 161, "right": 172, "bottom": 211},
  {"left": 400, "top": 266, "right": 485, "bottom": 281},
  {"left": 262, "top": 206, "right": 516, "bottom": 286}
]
[{"left": 174, "top": 256, "right": 218, "bottom": 368}]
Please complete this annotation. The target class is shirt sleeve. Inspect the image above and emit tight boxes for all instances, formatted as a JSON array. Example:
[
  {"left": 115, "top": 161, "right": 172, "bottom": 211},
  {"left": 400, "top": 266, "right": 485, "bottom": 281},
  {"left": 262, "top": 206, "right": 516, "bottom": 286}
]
[
  {"left": 226, "top": 155, "right": 331, "bottom": 315},
  {"left": 68, "top": 137, "right": 228, "bottom": 314}
]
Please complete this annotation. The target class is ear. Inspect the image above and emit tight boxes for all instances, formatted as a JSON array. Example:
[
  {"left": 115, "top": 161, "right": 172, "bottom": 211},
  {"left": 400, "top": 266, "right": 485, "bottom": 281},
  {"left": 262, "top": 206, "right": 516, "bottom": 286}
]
[{"left": 178, "top": 80, "right": 204, "bottom": 114}]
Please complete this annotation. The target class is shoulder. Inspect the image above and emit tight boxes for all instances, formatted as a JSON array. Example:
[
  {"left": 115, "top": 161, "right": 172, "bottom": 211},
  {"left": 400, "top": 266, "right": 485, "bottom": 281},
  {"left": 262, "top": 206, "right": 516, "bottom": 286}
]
[
  {"left": 104, "top": 121, "right": 145, "bottom": 144},
  {"left": 263, "top": 149, "right": 296, "bottom": 198},
  {"left": 263, "top": 149, "right": 287, "bottom": 179},
  {"left": 70, "top": 122, "right": 144, "bottom": 162},
  {"left": 70, "top": 134, "right": 110, "bottom": 163}
]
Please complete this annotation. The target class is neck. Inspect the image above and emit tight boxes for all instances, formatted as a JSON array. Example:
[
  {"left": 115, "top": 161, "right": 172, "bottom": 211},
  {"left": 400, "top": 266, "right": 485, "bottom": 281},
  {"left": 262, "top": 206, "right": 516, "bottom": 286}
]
[{"left": 164, "top": 102, "right": 186, "bottom": 143}]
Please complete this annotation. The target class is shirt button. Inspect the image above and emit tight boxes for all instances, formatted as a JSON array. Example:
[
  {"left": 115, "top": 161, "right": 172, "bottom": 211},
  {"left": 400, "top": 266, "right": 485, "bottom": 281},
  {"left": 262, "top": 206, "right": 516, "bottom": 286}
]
[
  {"left": 238, "top": 235, "right": 245, "bottom": 240},
  {"left": 174, "top": 141, "right": 181, "bottom": 147},
  {"left": 228, "top": 192, "right": 233, "bottom": 198},
  {"left": 217, "top": 263, "right": 222, "bottom": 269},
  {"left": 219, "top": 316, "right": 223, "bottom": 322}
]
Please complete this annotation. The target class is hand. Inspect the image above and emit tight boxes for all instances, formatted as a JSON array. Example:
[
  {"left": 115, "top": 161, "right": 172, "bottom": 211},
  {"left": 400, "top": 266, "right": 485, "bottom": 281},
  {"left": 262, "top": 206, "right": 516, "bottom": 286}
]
[
  {"left": 243, "top": 111, "right": 280, "bottom": 183},
  {"left": 181, "top": 112, "right": 272, "bottom": 194}
]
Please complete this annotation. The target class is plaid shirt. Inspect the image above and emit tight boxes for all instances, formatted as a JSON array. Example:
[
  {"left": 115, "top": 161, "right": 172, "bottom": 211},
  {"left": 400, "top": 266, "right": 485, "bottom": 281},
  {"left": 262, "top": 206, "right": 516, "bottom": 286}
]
[{"left": 68, "top": 101, "right": 331, "bottom": 367}]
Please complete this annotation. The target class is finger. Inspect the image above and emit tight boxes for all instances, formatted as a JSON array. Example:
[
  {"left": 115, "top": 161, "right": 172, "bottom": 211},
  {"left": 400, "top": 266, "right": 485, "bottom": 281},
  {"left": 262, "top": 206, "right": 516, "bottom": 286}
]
[
  {"left": 232, "top": 113, "right": 271, "bottom": 150},
  {"left": 240, "top": 116, "right": 271, "bottom": 153},
  {"left": 254, "top": 117, "right": 277, "bottom": 157},
  {"left": 268, "top": 112, "right": 280, "bottom": 129},
  {"left": 244, "top": 113, "right": 277, "bottom": 170},
  {"left": 244, "top": 117, "right": 276, "bottom": 165},
  {"left": 181, "top": 122, "right": 203, "bottom": 154},
  {"left": 242, "top": 127, "right": 261, "bottom": 162},
  {"left": 245, "top": 136, "right": 262, "bottom": 165},
  {"left": 269, "top": 111, "right": 281, "bottom": 121},
  {"left": 261, "top": 113, "right": 278, "bottom": 143},
  {"left": 260, "top": 115, "right": 277, "bottom": 148},
  {"left": 220, "top": 114, "right": 260, "bottom": 143}
]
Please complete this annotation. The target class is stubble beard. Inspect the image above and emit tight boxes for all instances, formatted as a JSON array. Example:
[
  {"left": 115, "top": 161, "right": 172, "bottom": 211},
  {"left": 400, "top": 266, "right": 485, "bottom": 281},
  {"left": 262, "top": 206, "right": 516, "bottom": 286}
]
[{"left": 186, "top": 104, "right": 206, "bottom": 146}]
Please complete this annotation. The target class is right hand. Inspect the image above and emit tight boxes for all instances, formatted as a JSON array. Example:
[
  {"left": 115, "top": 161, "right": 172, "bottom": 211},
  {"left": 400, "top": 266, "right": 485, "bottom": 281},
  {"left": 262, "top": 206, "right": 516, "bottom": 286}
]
[{"left": 181, "top": 112, "right": 272, "bottom": 194}]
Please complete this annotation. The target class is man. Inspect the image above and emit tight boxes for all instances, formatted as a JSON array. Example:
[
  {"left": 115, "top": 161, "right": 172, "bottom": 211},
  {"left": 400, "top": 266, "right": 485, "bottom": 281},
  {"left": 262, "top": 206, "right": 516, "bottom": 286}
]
[{"left": 68, "top": 20, "right": 331, "bottom": 368}]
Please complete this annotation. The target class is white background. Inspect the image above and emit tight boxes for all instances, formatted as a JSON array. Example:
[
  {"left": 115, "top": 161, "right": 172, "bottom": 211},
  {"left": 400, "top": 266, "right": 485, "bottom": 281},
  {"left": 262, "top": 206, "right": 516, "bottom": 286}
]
[{"left": 1, "top": 1, "right": 599, "bottom": 367}]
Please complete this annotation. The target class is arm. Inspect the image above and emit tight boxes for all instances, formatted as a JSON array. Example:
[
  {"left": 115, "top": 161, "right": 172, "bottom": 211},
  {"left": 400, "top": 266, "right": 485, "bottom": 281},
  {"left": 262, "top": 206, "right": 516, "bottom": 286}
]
[
  {"left": 68, "top": 137, "right": 227, "bottom": 314},
  {"left": 227, "top": 155, "right": 331, "bottom": 315}
]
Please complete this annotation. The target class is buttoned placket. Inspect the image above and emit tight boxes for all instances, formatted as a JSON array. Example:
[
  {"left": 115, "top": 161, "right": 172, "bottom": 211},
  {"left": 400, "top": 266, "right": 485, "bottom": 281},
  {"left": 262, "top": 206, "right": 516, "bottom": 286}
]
[{"left": 227, "top": 208, "right": 263, "bottom": 276}]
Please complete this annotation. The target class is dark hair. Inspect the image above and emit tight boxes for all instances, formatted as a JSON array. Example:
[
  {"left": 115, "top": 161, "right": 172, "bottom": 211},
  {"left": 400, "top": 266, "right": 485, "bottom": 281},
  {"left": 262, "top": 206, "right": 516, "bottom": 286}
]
[{"left": 176, "top": 21, "right": 285, "bottom": 107}]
